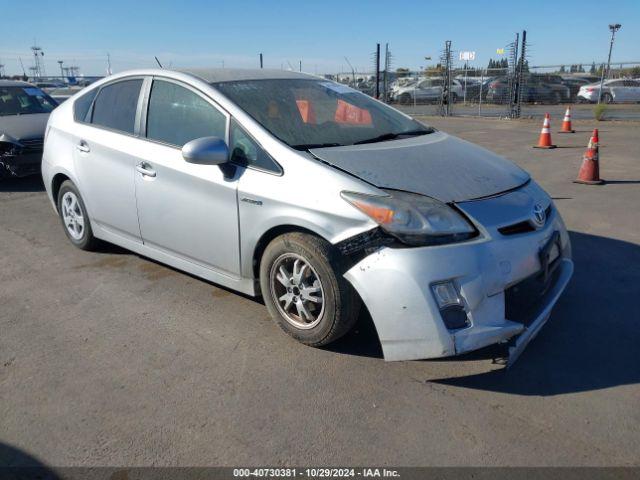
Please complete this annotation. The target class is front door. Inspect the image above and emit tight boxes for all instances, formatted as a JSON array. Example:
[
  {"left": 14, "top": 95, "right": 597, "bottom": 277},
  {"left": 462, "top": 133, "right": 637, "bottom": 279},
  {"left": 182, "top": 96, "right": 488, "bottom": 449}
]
[{"left": 133, "top": 78, "right": 241, "bottom": 276}]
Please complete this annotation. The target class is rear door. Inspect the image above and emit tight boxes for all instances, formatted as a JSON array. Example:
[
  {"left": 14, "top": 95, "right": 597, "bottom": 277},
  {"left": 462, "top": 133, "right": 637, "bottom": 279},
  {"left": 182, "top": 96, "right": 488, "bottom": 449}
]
[
  {"left": 73, "top": 78, "right": 144, "bottom": 243},
  {"left": 624, "top": 80, "right": 640, "bottom": 102},
  {"left": 607, "top": 80, "right": 625, "bottom": 101},
  {"left": 133, "top": 77, "right": 242, "bottom": 276}
]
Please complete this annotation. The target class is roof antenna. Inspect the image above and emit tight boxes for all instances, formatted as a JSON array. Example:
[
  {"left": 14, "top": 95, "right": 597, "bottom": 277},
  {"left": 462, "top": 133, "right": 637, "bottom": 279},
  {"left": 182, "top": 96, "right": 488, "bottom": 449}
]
[{"left": 154, "top": 56, "right": 164, "bottom": 68}]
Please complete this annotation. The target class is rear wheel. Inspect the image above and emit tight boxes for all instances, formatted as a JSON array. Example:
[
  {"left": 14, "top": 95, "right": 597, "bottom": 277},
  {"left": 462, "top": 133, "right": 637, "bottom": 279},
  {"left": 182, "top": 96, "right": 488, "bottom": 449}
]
[
  {"left": 602, "top": 92, "right": 613, "bottom": 104},
  {"left": 57, "top": 180, "right": 99, "bottom": 250},
  {"left": 399, "top": 93, "right": 412, "bottom": 105},
  {"left": 260, "top": 232, "right": 360, "bottom": 346}
]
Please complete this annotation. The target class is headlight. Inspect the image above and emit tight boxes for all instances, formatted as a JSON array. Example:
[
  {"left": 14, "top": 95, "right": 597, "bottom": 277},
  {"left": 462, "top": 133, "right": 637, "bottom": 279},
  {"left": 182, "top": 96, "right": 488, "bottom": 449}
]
[{"left": 341, "top": 190, "right": 476, "bottom": 246}]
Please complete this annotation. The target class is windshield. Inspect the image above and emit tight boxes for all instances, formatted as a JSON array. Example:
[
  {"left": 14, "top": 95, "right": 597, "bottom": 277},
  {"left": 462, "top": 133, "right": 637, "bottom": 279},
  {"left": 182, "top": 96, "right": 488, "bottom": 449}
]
[
  {"left": 213, "top": 79, "right": 433, "bottom": 150},
  {"left": 0, "top": 86, "right": 58, "bottom": 116}
]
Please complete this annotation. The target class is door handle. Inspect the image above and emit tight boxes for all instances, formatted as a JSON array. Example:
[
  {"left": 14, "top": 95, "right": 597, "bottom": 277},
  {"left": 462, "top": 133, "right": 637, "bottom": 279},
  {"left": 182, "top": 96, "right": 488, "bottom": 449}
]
[
  {"left": 135, "top": 162, "right": 157, "bottom": 178},
  {"left": 76, "top": 141, "right": 90, "bottom": 153}
]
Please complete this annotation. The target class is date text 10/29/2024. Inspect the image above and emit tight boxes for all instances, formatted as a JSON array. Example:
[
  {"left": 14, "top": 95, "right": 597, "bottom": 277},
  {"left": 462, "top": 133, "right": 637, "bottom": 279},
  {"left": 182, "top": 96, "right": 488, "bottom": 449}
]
[{"left": 233, "top": 468, "right": 401, "bottom": 478}]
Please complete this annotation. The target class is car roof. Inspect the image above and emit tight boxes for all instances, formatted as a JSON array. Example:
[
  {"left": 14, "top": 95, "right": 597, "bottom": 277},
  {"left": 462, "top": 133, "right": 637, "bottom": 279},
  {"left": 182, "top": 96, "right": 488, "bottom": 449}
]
[
  {"left": 178, "top": 68, "right": 317, "bottom": 83},
  {"left": 0, "top": 79, "right": 34, "bottom": 87}
]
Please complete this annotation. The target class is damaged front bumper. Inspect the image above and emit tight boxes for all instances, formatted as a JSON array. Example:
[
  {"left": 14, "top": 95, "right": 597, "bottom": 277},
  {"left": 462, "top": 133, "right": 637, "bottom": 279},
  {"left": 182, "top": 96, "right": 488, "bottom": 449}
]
[
  {"left": 343, "top": 186, "right": 573, "bottom": 366},
  {"left": 0, "top": 141, "right": 43, "bottom": 178}
]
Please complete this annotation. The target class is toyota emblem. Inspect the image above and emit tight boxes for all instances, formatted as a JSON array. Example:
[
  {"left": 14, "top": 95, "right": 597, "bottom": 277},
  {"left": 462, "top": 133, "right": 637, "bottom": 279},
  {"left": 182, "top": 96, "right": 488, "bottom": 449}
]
[{"left": 532, "top": 204, "right": 546, "bottom": 227}]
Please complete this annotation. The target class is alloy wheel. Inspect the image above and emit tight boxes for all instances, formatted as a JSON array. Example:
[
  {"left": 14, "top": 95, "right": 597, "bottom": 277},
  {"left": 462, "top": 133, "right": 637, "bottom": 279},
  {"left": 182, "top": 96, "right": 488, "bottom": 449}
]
[
  {"left": 269, "top": 253, "right": 325, "bottom": 329},
  {"left": 61, "top": 191, "right": 85, "bottom": 240}
]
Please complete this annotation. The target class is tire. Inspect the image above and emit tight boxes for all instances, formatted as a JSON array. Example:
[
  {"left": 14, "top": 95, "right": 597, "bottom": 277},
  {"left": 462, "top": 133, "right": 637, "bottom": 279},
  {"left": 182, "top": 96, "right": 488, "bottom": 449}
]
[
  {"left": 56, "top": 180, "right": 99, "bottom": 251},
  {"left": 602, "top": 92, "right": 613, "bottom": 104},
  {"left": 399, "top": 93, "right": 412, "bottom": 105},
  {"left": 451, "top": 93, "right": 458, "bottom": 103},
  {"left": 259, "top": 232, "right": 360, "bottom": 347}
]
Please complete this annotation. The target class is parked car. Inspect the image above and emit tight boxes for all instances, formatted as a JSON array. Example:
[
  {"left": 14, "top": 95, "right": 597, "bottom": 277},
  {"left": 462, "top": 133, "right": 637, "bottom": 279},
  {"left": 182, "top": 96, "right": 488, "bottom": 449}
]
[
  {"left": 486, "top": 75, "right": 571, "bottom": 104},
  {"left": 533, "top": 74, "right": 572, "bottom": 102},
  {"left": 458, "top": 76, "right": 494, "bottom": 102},
  {"left": 42, "top": 68, "right": 573, "bottom": 364},
  {"left": 577, "top": 79, "right": 640, "bottom": 103},
  {"left": 0, "top": 80, "right": 58, "bottom": 178},
  {"left": 391, "top": 77, "right": 463, "bottom": 104},
  {"left": 560, "top": 76, "right": 592, "bottom": 101}
]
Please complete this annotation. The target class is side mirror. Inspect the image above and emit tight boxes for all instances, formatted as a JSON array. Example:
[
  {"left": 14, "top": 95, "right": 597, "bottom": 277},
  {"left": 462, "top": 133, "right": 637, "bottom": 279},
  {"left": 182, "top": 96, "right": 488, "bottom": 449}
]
[{"left": 182, "top": 136, "right": 229, "bottom": 165}]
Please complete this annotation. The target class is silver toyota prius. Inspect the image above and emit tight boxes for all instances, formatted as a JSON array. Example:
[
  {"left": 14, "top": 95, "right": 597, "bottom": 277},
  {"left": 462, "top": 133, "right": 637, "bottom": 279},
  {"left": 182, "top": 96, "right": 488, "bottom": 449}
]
[{"left": 42, "top": 68, "right": 573, "bottom": 365}]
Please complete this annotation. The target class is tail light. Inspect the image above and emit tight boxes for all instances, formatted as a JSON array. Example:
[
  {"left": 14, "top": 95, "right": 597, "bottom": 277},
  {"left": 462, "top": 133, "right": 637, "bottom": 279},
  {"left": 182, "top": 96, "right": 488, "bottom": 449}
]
[
  {"left": 586, "top": 87, "right": 595, "bottom": 92},
  {"left": 489, "top": 82, "right": 499, "bottom": 88}
]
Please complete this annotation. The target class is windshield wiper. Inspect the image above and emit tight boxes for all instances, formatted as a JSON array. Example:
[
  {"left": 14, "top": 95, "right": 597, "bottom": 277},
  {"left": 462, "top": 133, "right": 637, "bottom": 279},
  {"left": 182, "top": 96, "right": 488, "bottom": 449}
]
[
  {"left": 291, "top": 142, "right": 343, "bottom": 151},
  {"left": 353, "top": 128, "right": 434, "bottom": 145}
]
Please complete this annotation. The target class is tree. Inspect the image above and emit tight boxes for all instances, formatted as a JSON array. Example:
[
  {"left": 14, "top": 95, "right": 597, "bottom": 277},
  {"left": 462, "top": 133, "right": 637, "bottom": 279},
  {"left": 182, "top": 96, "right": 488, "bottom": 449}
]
[
  {"left": 559, "top": 65, "right": 566, "bottom": 73},
  {"left": 590, "top": 62, "right": 597, "bottom": 74}
]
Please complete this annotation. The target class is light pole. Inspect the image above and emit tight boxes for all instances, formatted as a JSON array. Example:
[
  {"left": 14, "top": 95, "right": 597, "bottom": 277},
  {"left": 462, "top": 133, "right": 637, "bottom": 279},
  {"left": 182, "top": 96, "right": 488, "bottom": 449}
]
[
  {"left": 598, "top": 23, "right": 621, "bottom": 104},
  {"left": 58, "top": 60, "right": 64, "bottom": 79}
]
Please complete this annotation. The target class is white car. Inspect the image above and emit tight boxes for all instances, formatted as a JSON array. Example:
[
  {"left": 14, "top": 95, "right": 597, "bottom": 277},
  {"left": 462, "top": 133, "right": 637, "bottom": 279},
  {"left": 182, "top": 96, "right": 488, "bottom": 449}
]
[
  {"left": 577, "top": 79, "right": 640, "bottom": 103},
  {"left": 392, "top": 78, "right": 464, "bottom": 104}
]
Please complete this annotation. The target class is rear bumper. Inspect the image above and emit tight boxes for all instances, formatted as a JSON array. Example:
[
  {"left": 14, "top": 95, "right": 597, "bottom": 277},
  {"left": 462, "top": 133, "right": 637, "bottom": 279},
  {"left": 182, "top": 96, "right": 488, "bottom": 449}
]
[{"left": 343, "top": 184, "right": 573, "bottom": 364}]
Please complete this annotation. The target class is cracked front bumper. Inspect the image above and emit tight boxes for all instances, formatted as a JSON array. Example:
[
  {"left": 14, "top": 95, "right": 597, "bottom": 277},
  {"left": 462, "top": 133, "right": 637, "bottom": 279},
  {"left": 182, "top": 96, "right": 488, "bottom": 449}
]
[{"left": 343, "top": 184, "right": 573, "bottom": 364}]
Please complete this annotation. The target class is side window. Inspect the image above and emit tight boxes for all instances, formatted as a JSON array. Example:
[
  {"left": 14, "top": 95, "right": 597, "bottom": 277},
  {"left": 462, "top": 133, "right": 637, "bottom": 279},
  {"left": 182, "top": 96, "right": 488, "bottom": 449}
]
[
  {"left": 73, "top": 88, "right": 98, "bottom": 122},
  {"left": 230, "top": 119, "right": 280, "bottom": 173},
  {"left": 146, "top": 80, "right": 226, "bottom": 147},
  {"left": 91, "top": 79, "right": 142, "bottom": 134}
]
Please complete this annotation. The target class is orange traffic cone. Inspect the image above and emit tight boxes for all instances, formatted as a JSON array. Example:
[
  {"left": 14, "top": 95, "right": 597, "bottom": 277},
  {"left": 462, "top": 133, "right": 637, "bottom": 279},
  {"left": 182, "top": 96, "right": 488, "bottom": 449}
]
[
  {"left": 574, "top": 129, "right": 603, "bottom": 185},
  {"left": 533, "top": 113, "right": 557, "bottom": 148},
  {"left": 558, "top": 107, "right": 575, "bottom": 133}
]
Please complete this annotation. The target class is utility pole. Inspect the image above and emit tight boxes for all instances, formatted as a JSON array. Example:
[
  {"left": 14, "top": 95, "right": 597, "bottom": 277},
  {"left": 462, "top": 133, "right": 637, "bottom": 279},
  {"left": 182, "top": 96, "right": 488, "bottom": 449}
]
[
  {"left": 19, "top": 57, "right": 27, "bottom": 78},
  {"left": 106, "top": 53, "right": 112, "bottom": 75},
  {"left": 259, "top": 53, "right": 263, "bottom": 69},
  {"left": 344, "top": 56, "right": 355, "bottom": 86},
  {"left": 58, "top": 60, "right": 64, "bottom": 79},
  {"left": 598, "top": 23, "right": 621, "bottom": 104},
  {"left": 374, "top": 43, "right": 380, "bottom": 99},
  {"left": 31, "top": 45, "right": 45, "bottom": 78},
  {"left": 383, "top": 43, "right": 390, "bottom": 102},
  {"left": 299, "top": 60, "right": 302, "bottom": 72}
]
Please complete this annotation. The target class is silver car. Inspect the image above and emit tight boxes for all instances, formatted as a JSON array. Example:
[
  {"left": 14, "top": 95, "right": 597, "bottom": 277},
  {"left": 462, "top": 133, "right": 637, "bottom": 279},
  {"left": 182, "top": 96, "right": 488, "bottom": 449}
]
[
  {"left": 577, "top": 78, "right": 640, "bottom": 103},
  {"left": 42, "top": 68, "right": 573, "bottom": 364}
]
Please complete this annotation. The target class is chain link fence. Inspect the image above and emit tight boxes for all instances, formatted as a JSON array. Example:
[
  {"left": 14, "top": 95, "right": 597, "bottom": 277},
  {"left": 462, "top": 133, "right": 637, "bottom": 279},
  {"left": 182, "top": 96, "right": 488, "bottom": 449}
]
[{"left": 327, "top": 60, "right": 640, "bottom": 120}]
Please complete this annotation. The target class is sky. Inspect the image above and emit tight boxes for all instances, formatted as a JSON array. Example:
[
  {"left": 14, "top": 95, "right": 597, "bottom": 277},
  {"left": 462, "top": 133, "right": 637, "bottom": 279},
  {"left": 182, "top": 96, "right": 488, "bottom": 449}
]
[{"left": 1, "top": 0, "right": 639, "bottom": 77}]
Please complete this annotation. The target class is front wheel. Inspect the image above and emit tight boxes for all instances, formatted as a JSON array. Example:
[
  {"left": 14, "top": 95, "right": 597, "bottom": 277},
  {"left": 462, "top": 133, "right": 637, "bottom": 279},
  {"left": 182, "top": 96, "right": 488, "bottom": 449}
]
[
  {"left": 260, "top": 232, "right": 360, "bottom": 347},
  {"left": 399, "top": 93, "right": 412, "bottom": 105},
  {"left": 57, "top": 180, "right": 99, "bottom": 250},
  {"left": 602, "top": 92, "right": 613, "bottom": 104}
]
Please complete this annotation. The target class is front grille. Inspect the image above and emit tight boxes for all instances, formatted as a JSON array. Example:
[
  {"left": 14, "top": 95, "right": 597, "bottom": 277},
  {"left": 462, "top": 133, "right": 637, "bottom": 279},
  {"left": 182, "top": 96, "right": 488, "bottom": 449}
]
[
  {"left": 19, "top": 138, "right": 44, "bottom": 152},
  {"left": 498, "top": 204, "right": 553, "bottom": 236},
  {"left": 504, "top": 257, "right": 561, "bottom": 326}
]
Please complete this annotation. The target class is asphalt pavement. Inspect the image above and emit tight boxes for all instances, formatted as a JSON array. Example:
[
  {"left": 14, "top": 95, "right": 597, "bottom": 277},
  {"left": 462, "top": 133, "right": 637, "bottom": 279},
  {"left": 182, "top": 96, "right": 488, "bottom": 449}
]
[{"left": 1, "top": 117, "right": 639, "bottom": 467}]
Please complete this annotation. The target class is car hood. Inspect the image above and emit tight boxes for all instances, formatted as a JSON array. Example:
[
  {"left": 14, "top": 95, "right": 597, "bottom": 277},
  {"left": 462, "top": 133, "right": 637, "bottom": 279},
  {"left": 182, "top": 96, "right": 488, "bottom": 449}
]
[
  {"left": 309, "top": 131, "right": 530, "bottom": 203},
  {"left": 0, "top": 113, "right": 50, "bottom": 142}
]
